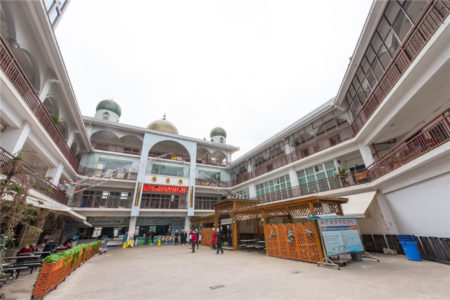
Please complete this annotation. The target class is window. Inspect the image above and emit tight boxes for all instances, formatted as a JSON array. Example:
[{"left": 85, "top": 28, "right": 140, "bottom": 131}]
[
  {"left": 236, "top": 189, "right": 249, "bottom": 199},
  {"left": 255, "top": 175, "right": 291, "bottom": 198},
  {"left": 102, "top": 112, "right": 110, "bottom": 120},
  {"left": 403, "top": 0, "right": 427, "bottom": 24},
  {"left": 297, "top": 160, "right": 336, "bottom": 193},
  {"left": 392, "top": 9, "right": 413, "bottom": 42},
  {"left": 195, "top": 195, "right": 218, "bottom": 210}
]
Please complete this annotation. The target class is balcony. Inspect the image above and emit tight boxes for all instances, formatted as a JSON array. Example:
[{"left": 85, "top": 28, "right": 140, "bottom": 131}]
[
  {"left": 0, "top": 36, "right": 80, "bottom": 170},
  {"left": 71, "top": 196, "right": 133, "bottom": 208},
  {"left": 195, "top": 178, "right": 232, "bottom": 188},
  {"left": 0, "top": 147, "right": 69, "bottom": 205},
  {"left": 250, "top": 108, "right": 450, "bottom": 203},
  {"left": 78, "top": 166, "right": 138, "bottom": 180},
  {"left": 91, "top": 141, "right": 141, "bottom": 155},
  {"left": 231, "top": 0, "right": 448, "bottom": 185}
]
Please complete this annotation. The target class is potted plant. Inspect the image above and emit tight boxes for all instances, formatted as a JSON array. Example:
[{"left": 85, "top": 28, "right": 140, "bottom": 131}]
[{"left": 334, "top": 168, "right": 348, "bottom": 186}]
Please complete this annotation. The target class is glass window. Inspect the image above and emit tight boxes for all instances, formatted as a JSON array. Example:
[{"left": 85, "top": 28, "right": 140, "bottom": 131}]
[
  {"left": 356, "top": 87, "right": 367, "bottom": 105},
  {"left": 361, "top": 78, "right": 371, "bottom": 97},
  {"left": 356, "top": 67, "right": 365, "bottom": 83},
  {"left": 361, "top": 57, "right": 370, "bottom": 73},
  {"left": 403, "top": 0, "right": 427, "bottom": 24},
  {"left": 365, "top": 47, "right": 376, "bottom": 63},
  {"left": 377, "top": 17, "right": 390, "bottom": 39},
  {"left": 384, "top": 29, "right": 401, "bottom": 56},
  {"left": 49, "top": 9, "right": 59, "bottom": 24},
  {"left": 349, "top": 83, "right": 356, "bottom": 97},
  {"left": 305, "top": 167, "right": 314, "bottom": 176},
  {"left": 384, "top": 1, "right": 401, "bottom": 24},
  {"left": 377, "top": 45, "right": 391, "bottom": 69},
  {"left": 44, "top": 0, "right": 55, "bottom": 11},
  {"left": 370, "top": 33, "right": 383, "bottom": 53},
  {"left": 371, "top": 58, "right": 384, "bottom": 79},
  {"left": 366, "top": 68, "right": 377, "bottom": 88},
  {"left": 324, "top": 160, "right": 335, "bottom": 170},
  {"left": 393, "top": 9, "right": 413, "bottom": 42}
]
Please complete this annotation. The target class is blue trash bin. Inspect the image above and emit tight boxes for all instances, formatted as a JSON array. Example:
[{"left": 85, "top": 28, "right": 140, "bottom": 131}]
[{"left": 399, "top": 240, "right": 422, "bottom": 261}]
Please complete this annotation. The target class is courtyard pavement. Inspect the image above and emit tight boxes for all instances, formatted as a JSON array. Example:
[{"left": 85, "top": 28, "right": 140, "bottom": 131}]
[{"left": 5, "top": 244, "right": 450, "bottom": 300}]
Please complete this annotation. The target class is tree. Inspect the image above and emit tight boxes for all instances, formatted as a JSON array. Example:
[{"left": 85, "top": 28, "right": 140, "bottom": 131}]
[{"left": 0, "top": 155, "right": 41, "bottom": 281}]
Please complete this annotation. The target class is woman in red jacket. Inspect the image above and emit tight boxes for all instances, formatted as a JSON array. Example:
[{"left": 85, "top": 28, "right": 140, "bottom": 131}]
[{"left": 211, "top": 229, "right": 217, "bottom": 249}]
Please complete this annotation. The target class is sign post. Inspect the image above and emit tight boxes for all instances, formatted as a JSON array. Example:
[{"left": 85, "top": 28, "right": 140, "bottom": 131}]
[{"left": 316, "top": 216, "right": 379, "bottom": 270}]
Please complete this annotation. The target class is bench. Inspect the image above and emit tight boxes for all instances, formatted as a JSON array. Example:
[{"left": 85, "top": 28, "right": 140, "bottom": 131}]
[{"left": 2, "top": 266, "right": 29, "bottom": 279}]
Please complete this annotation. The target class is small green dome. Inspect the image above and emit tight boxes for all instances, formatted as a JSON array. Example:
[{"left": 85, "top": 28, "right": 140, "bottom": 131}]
[
  {"left": 210, "top": 127, "right": 226, "bottom": 138},
  {"left": 96, "top": 99, "right": 122, "bottom": 117}
]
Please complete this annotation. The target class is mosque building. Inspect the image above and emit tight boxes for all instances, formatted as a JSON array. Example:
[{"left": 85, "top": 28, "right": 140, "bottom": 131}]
[{"left": 0, "top": 0, "right": 449, "bottom": 252}]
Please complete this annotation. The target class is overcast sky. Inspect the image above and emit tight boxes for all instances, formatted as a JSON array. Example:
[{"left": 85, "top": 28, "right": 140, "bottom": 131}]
[{"left": 56, "top": 0, "right": 372, "bottom": 158}]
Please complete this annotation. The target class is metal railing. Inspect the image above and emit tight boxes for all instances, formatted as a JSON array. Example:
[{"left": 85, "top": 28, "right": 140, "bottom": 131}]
[
  {"left": 71, "top": 196, "right": 133, "bottom": 208},
  {"left": 232, "top": 0, "right": 448, "bottom": 185},
  {"left": 0, "top": 147, "right": 69, "bottom": 205},
  {"left": 0, "top": 36, "right": 79, "bottom": 170},
  {"left": 77, "top": 166, "right": 138, "bottom": 180},
  {"left": 91, "top": 141, "right": 141, "bottom": 155},
  {"left": 195, "top": 178, "right": 232, "bottom": 188},
  {"left": 250, "top": 108, "right": 450, "bottom": 202}
]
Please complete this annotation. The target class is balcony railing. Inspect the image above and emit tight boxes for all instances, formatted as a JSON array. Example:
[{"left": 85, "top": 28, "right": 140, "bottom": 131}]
[
  {"left": 70, "top": 196, "right": 133, "bottom": 208},
  {"left": 195, "top": 178, "right": 232, "bottom": 188},
  {"left": 78, "top": 166, "right": 138, "bottom": 180},
  {"left": 0, "top": 147, "right": 69, "bottom": 205},
  {"left": 0, "top": 36, "right": 80, "bottom": 170},
  {"left": 91, "top": 141, "right": 141, "bottom": 155},
  {"left": 250, "top": 108, "right": 450, "bottom": 203},
  {"left": 232, "top": 0, "right": 448, "bottom": 185}
]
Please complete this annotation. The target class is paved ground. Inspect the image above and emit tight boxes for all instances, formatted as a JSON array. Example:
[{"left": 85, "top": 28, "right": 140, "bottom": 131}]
[{"left": 4, "top": 245, "right": 450, "bottom": 299}]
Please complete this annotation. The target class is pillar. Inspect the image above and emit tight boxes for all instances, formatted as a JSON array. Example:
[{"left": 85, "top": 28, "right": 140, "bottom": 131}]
[
  {"left": 249, "top": 184, "right": 256, "bottom": 199},
  {"left": 376, "top": 192, "right": 399, "bottom": 234},
  {"left": 67, "top": 130, "right": 75, "bottom": 147},
  {"left": 47, "top": 163, "right": 64, "bottom": 185},
  {"left": 288, "top": 167, "right": 299, "bottom": 187},
  {"left": 1, "top": 122, "right": 30, "bottom": 155},
  {"left": 359, "top": 143, "right": 375, "bottom": 167},
  {"left": 184, "top": 216, "right": 191, "bottom": 232},
  {"left": 127, "top": 216, "right": 137, "bottom": 241}
]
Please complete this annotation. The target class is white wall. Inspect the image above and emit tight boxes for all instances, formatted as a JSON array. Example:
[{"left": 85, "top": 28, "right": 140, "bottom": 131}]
[{"left": 384, "top": 172, "right": 450, "bottom": 237}]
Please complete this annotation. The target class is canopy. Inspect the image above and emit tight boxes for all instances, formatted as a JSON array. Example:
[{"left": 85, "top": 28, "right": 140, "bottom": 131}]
[{"left": 341, "top": 191, "right": 377, "bottom": 217}]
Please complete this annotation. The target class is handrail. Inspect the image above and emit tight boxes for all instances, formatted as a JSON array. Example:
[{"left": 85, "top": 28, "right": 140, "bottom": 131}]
[
  {"left": 249, "top": 107, "right": 450, "bottom": 202},
  {"left": 0, "top": 146, "right": 69, "bottom": 205},
  {"left": 232, "top": 0, "right": 448, "bottom": 185},
  {"left": 0, "top": 36, "right": 79, "bottom": 170}
]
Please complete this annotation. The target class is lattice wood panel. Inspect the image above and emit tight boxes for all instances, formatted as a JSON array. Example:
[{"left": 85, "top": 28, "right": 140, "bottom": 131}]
[
  {"left": 264, "top": 222, "right": 322, "bottom": 263},
  {"left": 201, "top": 228, "right": 212, "bottom": 246}
]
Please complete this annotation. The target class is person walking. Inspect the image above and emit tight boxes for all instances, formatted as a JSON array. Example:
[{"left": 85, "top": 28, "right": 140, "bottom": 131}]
[
  {"left": 211, "top": 229, "right": 217, "bottom": 249},
  {"left": 195, "top": 229, "right": 200, "bottom": 249},
  {"left": 216, "top": 228, "right": 224, "bottom": 254},
  {"left": 190, "top": 231, "right": 197, "bottom": 253},
  {"left": 174, "top": 230, "right": 179, "bottom": 245}
]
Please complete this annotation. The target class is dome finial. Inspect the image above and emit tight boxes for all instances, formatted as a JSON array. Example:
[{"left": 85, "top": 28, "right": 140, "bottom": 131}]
[{"left": 163, "top": 113, "right": 167, "bottom": 120}]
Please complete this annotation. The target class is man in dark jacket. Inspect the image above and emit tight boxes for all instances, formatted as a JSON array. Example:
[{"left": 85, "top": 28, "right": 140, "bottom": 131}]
[
  {"left": 216, "top": 229, "right": 224, "bottom": 254},
  {"left": 195, "top": 229, "right": 200, "bottom": 249}
]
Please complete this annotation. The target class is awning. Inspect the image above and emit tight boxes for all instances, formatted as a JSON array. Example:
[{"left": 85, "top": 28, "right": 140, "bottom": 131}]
[
  {"left": 26, "top": 190, "right": 90, "bottom": 226},
  {"left": 341, "top": 191, "right": 377, "bottom": 218}
]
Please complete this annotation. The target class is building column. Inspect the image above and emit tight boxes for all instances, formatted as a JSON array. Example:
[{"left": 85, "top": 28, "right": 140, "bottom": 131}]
[
  {"left": 47, "top": 163, "right": 64, "bottom": 185},
  {"left": 359, "top": 143, "right": 375, "bottom": 167},
  {"left": 1, "top": 122, "right": 31, "bottom": 155},
  {"left": 184, "top": 216, "right": 191, "bottom": 231},
  {"left": 376, "top": 192, "right": 399, "bottom": 234},
  {"left": 249, "top": 184, "right": 256, "bottom": 199},
  {"left": 67, "top": 130, "right": 75, "bottom": 147},
  {"left": 288, "top": 167, "right": 299, "bottom": 187},
  {"left": 127, "top": 216, "right": 137, "bottom": 242}
]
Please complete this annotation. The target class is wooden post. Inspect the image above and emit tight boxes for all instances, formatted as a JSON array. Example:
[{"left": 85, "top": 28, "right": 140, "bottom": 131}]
[
  {"left": 232, "top": 201, "right": 238, "bottom": 249},
  {"left": 262, "top": 212, "right": 268, "bottom": 256}
]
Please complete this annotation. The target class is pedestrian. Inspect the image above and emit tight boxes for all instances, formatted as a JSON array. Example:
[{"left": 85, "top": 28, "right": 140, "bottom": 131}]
[
  {"left": 196, "top": 229, "right": 200, "bottom": 249},
  {"left": 211, "top": 229, "right": 217, "bottom": 249},
  {"left": 190, "top": 231, "right": 197, "bottom": 253},
  {"left": 216, "top": 228, "right": 224, "bottom": 254},
  {"left": 174, "top": 230, "right": 179, "bottom": 245}
]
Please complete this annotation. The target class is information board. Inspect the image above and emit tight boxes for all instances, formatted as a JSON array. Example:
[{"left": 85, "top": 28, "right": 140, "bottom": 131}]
[
  {"left": 318, "top": 218, "right": 364, "bottom": 256},
  {"left": 143, "top": 184, "right": 187, "bottom": 194}
]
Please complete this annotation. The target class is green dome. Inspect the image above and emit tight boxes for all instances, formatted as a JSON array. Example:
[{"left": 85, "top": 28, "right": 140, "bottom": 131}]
[
  {"left": 210, "top": 127, "right": 226, "bottom": 138},
  {"left": 96, "top": 99, "right": 122, "bottom": 117}
]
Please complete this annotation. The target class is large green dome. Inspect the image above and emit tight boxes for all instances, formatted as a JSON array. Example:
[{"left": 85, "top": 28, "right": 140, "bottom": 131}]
[
  {"left": 96, "top": 99, "right": 122, "bottom": 117},
  {"left": 210, "top": 127, "right": 226, "bottom": 138}
]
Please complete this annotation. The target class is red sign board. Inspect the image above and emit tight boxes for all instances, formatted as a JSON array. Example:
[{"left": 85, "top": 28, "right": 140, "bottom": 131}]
[{"left": 143, "top": 184, "right": 187, "bottom": 194}]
